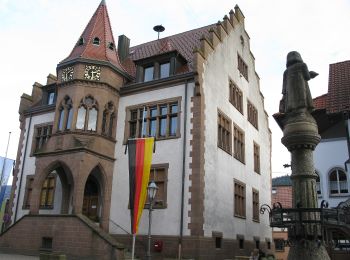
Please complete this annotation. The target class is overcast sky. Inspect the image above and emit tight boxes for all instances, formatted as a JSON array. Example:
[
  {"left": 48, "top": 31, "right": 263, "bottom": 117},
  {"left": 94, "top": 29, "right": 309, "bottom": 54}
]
[{"left": 0, "top": 0, "right": 349, "bottom": 181}]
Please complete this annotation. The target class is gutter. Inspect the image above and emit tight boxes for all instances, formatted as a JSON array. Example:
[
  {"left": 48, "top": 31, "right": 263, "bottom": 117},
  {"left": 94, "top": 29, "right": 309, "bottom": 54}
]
[
  {"left": 178, "top": 80, "right": 189, "bottom": 259},
  {"left": 14, "top": 114, "right": 32, "bottom": 222}
]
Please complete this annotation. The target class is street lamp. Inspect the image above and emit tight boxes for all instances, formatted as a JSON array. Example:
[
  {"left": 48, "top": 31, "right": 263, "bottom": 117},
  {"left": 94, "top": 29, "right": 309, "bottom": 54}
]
[{"left": 146, "top": 181, "right": 158, "bottom": 260}]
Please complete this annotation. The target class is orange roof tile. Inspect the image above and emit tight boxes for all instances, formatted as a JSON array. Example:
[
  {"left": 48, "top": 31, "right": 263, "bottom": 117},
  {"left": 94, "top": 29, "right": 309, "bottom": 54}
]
[{"left": 61, "top": 0, "right": 125, "bottom": 72}]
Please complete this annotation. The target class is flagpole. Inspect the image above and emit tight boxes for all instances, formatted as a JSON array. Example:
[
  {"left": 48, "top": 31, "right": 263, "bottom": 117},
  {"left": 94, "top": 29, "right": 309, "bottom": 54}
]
[
  {"left": 0, "top": 132, "right": 11, "bottom": 189},
  {"left": 131, "top": 233, "right": 136, "bottom": 260}
]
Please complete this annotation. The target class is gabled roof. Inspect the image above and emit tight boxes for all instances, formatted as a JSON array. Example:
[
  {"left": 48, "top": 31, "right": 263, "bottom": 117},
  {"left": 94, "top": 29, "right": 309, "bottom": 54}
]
[
  {"left": 128, "top": 24, "right": 215, "bottom": 74},
  {"left": 61, "top": 0, "right": 125, "bottom": 72}
]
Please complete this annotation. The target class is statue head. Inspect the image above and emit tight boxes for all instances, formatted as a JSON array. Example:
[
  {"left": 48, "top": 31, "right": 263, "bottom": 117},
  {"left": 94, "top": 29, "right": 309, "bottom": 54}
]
[{"left": 286, "top": 51, "right": 303, "bottom": 67}]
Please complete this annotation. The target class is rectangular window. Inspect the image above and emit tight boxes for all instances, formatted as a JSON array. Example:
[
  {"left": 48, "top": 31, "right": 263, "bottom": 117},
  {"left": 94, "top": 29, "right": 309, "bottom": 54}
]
[
  {"left": 217, "top": 111, "right": 232, "bottom": 154},
  {"left": 252, "top": 189, "right": 259, "bottom": 222},
  {"left": 23, "top": 175, "right": 34, "bottom": 209},
  {"left": 160, "top": 62, "right": 170, "bottom": 79},
  {"left": 233, "top": 125, "right": 245, "bottom": 163},
  {"left": 34, "top": 124, "right": 53, "bottom": 153},
  {"left": 234, "top": 180, "right": 246, "bottom": 218},
  {"left": 40, "top": 173, "right": 56, "bottom": 208},
  {"left": 147, "top": 165, "right": 168, "bottom": 208},
  {"left": 237, "top": 54, "right": 248, "bottom": 81},
  {"left": 229, "top": 81, "right": 243, "bottom": 114},
  {"left": 247, "top": 100, "right": 258, "bottom": 129},
  {"left": 126, "top": 99, "right": 180, "bottom": 140},
  {"left": 144, "top": 66, "right": 154, "bottom": 82},
  {"left": 253, "top": 142, "right": 260, "bottom": 174}
]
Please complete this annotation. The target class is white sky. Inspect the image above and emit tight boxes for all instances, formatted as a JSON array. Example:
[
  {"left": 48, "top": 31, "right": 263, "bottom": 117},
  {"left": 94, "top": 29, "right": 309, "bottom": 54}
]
[{"left": 0, "top": 0, "right": 349, "bottom": 180}]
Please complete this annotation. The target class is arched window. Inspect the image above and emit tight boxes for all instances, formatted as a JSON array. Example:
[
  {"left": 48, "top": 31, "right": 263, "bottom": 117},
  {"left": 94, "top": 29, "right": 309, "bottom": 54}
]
[
  {"left": 76, "top": 96, "right": 98, "bottom": 131},
  {"left": 315, "top": 170, "right": 321, "bottom": 195},
  {"left": 57, "top": 96, "right": 73, "bottom": 131},
  {"left": 329, "top": 168, "right": 348, "bottom": 195},
  {"left": 93, "top": 37, "right": 100, "bottom": 45},
  {"left": 102, "top": 101, "right": 115, "bottom": 137}
]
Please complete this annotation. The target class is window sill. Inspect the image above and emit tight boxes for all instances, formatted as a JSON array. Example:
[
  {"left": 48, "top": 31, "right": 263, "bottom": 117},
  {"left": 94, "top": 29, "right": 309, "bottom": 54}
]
[
  {"left": 218, "top": 146, "right": 232, "bottom": 155},
  {"left": 253, "top": 219, "right": 260, "bottom": 223},
  {"left": 234, "top": 156, "right": 245, "bottom": 165},
  {"left": 329, "top": 193, "right": 349, "bottom": 197},
  {"left": 123, "top": 135, "right": 180, "bottom": 145},
  {"left": 234, "top": 214, "right": 246, "bottom": 220}
]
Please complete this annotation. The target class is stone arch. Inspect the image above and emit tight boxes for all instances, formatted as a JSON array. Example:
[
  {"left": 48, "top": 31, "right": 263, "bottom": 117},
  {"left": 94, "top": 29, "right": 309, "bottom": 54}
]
[
  {"left": 30, "top": 160, "right": 74, "bottom": 215},
  {"left": 82, "top": 163, "right": 107, "bottom": 223}
]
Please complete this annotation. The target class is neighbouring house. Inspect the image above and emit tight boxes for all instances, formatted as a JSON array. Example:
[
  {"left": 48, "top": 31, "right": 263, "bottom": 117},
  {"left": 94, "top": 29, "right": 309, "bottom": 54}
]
[
  {"left": 0, "top": 1, "right": 273, "bottom": 259},
  {"left": 312, "top": 60, "right": 350, "bottom": 208},
  {"left": 271, "top": 175, "right": 292, "bottom": 260},
  {"left": 312, "top": 60, "right": 350, "bottom": 257}
]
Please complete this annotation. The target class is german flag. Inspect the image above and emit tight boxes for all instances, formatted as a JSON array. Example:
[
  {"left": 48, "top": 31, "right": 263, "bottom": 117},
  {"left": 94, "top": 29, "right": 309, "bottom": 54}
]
[{"left": 128, "top": 138, "right": 154, "bottom": 234}]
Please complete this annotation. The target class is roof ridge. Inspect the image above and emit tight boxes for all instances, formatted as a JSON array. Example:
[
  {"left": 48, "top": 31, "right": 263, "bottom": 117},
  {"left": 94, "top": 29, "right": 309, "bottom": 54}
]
[{"left": 130, "top": 23, "right": 215, "bottom": 49}]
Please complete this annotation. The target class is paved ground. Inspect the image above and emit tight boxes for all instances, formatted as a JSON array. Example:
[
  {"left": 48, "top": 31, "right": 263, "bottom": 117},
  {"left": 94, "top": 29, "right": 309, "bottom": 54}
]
[{"left": 0, "top": 253, "right": 39, "bottom": 259}]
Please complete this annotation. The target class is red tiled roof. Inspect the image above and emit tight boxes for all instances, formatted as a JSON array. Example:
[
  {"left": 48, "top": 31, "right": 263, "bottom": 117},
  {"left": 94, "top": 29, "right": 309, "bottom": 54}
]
[
  {"left": 313, "top": 60, "right": 350, "bottom": 114},
  {"left": 128, "top": 24, "right": 216, "bottom": 73},
  {"left": 327, "top": 60, "right": 350, "bottom": 113},
  {"left": 61, "top": 0, "right": 125, "bottom": 72},
  {"left": 313, "top": 94, "right": 327, "bottom": 110}
]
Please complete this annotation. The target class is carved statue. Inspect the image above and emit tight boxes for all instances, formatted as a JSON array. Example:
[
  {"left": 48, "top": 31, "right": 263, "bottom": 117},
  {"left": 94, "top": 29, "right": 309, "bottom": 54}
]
[{"left": 279, "top": 51, "right": 318, "bottom": 113}]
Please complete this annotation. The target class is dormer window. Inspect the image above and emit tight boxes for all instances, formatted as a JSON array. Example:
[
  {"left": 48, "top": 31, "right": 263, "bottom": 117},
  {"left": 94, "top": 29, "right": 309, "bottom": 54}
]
[
  {"left": 144, "top": 66, "right": 154, "bottom": 82},
  {"left": 47, "top": 91, "right": 55, "bottom": 105},
  {"left": 108, "top": 42, "right": 114, "bottom": 50},
  {"left": 160, "top": 62, "right": 170, "bottom": 79},
  {"left": 78, "top": 37, "right": 84, "bottom": 46},
  {"left": 93, "top": 37, "right": 100, "bottom": 46},
  {"left": 136, "top": 51, "right": 186, "bottom": 83}
]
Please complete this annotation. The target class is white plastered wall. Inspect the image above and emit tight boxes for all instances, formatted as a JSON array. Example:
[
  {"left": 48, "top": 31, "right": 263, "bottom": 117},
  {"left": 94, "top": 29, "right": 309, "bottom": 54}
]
[
  {"left": 12, "top": 112, "right": 63, "bottom": 221},
  {"left": 314, "top": 137, "right": 350, "bottom": 208},
  {"left": 201, "top": 24, "right": 272, "bottom": 241},
  {"left": 110, "top": 82, "right": 194, "bottom": 236}
]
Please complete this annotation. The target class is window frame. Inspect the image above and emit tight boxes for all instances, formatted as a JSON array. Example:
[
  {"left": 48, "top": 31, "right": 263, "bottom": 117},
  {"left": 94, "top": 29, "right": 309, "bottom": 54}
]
[
  {"left": 57, "top": 96, "right": 73, "bottom": 132},
  {"left": 229, "top": 80, "right": 243, "bottom": 114},
  {"left": 76, "top": 96, "right": 99, "bottom": 132},
  {"left": 31, "top": 123, "right": 53, "bottom": 155},
  {"left": 253, "top": 142, "right": 260, "bottom": 174},
  {"left": 252, "top": 188, "right": 259, "bottom": 222},
  {"left": 217, "top": 110, "right": 232, "bottom": 155},
  {"left": 233, "top": 124, "right": 245, "bottom": 164},
  {"left": 247, "top": 100, "right": 258, "bottom": 129},
  {"left": 234, "top": 179, "right": 246, "bottom": 219},
  {"left": 124, "top": 97, "right": 181, "bottom": 142},
  {"left": 315, "top": 170, "right": 322, "bottom": 197},
  {"left": 102, "top": 101, "right": 116, "bottom": 138},
  {"left": 329, "top": 168, "right": 349, "bottom": 196},
  {"left": 39, "top": 173, "right": 57, "bottom": 209},
  {"left": 145, "top": 163, "right": 169, "bottom": 209},
  {"left": 237, "top": 54, "right": 248, "bottom": 81},
  {"left": 23, "top": 175, "right": 34, "bottom": 209}
]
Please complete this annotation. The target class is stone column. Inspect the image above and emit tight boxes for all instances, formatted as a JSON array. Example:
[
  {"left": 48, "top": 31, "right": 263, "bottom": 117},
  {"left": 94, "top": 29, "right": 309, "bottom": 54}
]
[{"left": 281, "top": 111, "right": 330, "bottom": 260}]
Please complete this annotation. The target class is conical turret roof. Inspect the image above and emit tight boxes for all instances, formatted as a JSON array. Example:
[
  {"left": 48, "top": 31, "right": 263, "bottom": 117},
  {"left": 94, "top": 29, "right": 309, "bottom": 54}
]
[{"left": 61, "top": 0, "right": 125, "bottom": 72}]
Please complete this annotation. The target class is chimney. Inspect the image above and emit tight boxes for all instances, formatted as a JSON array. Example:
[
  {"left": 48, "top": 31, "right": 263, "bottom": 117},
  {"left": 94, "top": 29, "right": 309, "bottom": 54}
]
[{"left": 118, "top": 35, "right": 130, "bottom": 62}]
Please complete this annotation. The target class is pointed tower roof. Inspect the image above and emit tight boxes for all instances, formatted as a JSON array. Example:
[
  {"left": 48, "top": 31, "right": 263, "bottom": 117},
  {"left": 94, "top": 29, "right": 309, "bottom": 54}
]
[{"left": 61, "top": 0, "right": 125, "bottom": 72}]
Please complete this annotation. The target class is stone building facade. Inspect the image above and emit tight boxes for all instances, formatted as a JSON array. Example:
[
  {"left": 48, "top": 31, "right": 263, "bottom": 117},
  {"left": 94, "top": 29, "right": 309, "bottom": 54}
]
[{"left": 1, "top": 1, "right": 273, "bottom": 259}]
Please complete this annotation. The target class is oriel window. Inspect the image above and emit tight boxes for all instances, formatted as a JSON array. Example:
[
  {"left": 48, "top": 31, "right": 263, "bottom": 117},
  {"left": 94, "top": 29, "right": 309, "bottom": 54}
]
[{"left": 76, "top": 96, "right": 99, "bottom": 131}]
